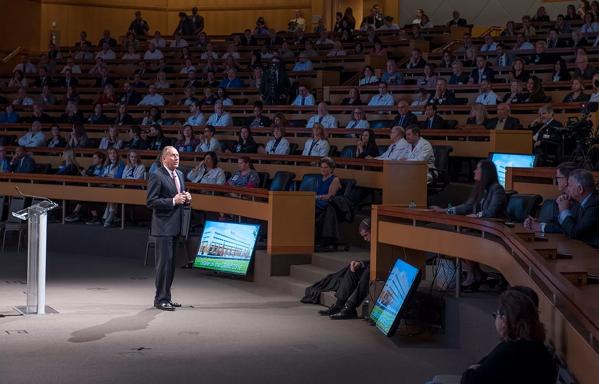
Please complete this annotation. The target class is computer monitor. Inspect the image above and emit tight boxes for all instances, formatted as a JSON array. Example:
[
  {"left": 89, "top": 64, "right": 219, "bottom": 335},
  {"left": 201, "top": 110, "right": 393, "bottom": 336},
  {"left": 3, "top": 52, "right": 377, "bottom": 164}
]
[
  {"left": 489, "top": 152, "right": 537, "bottom": 188},
  {"left": 370, "top": 258, "right": 422, "bottom": 337},
  {"left": 193, "top": 221, "right": 260, "bottom": 276}
]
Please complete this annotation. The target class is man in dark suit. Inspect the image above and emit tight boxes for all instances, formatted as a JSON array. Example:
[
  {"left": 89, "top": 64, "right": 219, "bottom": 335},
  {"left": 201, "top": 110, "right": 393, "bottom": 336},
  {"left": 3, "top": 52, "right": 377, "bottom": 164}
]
[
  {"left": 485, "top": 103, "right": 522, "bottom": 130},
  {"left": 558, "top": 169, "right": 599, "bottom": 248},
  {"left": 10, "top": 146, "right": 36, "bottom": 173},
  {"left": 118, "top": 82, "right": 142, "bottom": 106},
  {"left": 393, "top": 100, "right": 418, "bottom": 127},
  {"left": 428, "top": 78, "right": 456, "bottom": 105},
  {"left": 530, "top": 104, "right": 565, "bottom": 165},
  {"left": 260, "top": 57, "right": 291, "bottom": 105},
  {"left": 420, "top": 104, "right": 445, "bottom": 129},
  {"left": 470, "top": 55, "right": 495, "bottom": 84},
  {"left": 146, "top": 146, "right": 192, "bottom": 311}
]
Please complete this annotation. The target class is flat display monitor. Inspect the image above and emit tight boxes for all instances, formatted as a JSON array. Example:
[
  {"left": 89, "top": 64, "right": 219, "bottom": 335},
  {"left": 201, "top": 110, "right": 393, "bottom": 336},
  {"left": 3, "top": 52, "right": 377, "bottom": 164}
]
[
  {"left": 193, "top": 221, "right": 260, "bottom": 276},
  {"left": 370, "top": 258, "right": 422, "bottom": 337},
  {"left": 489, "top": 152, "right": 537, "bottom": 188}
]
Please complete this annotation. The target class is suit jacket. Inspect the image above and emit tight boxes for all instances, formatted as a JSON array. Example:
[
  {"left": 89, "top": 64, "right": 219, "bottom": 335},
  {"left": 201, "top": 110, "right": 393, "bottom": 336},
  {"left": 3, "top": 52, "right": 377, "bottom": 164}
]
[
  {"left": 485, "top": 116, "right": 522, "bottom": 130},
  {"left": 10, "top": 155, "right": 36, "bottom": 173},
  {"left": 428, "top": 90, "right": 456, "bottom": 105},
  {"left": 420, "top": 115, "right": 445, "bottom": 130},
  {"left": 453, "top": 182, "right": 507, "bottom": 218},
  {"left": 561, "top": 192, "right": 599, "bottom": 248},
  {"left": 531, "top": 119, "right": 564, "bottom": 144},
  {"left": 393, "top": 112, "right": 418, "bottom": 128},
  {"left": 470, "top": 67, "right": 495, "bottom": 84},
  {"left": 146, "top": 166, "right": 186, "bottom": 237}
]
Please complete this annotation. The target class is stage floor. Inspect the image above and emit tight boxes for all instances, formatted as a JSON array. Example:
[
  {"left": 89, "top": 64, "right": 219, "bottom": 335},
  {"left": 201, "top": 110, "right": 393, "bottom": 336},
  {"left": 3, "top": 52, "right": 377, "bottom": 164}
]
[{"left": 0, "top": 224, "right": 499, "bottom": 384}]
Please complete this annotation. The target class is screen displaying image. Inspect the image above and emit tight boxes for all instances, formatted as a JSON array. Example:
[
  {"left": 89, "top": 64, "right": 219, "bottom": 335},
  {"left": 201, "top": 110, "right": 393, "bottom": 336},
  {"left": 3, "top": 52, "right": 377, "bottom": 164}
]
[
  {"left": 193, "top": 221, "right": 260, "bottom": 276},
  {"left": 490, "top": 153, "right": 536, "bottom": 188},
  {"left": 370, "top": 258, "right": 421, "bottom": 337}
]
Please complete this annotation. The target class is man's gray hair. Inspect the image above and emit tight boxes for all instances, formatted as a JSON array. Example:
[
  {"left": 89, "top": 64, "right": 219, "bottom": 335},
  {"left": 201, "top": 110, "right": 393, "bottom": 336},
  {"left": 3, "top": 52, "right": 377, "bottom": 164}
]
[{"left": 569, "top": 169, "right": 596, "bottom": 191}]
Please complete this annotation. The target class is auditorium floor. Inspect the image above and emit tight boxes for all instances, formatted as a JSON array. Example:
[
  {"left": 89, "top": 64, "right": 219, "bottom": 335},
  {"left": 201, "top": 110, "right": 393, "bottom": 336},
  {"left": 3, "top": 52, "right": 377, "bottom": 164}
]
[{"left": 0, "top": 224, "right": 499, "bottom": 384}]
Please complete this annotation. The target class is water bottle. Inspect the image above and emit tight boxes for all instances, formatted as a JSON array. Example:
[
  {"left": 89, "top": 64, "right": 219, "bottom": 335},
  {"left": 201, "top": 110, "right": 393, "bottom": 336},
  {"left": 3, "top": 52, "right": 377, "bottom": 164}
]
[{"left": 408, "top": 200, "right": 417, "bottom": 209}]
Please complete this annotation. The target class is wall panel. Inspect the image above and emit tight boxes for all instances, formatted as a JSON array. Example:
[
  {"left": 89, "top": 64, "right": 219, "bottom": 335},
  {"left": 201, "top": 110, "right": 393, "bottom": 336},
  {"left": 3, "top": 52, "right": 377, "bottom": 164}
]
[{"left": 0, "top": 0, "right": 41, "bottom": 53}]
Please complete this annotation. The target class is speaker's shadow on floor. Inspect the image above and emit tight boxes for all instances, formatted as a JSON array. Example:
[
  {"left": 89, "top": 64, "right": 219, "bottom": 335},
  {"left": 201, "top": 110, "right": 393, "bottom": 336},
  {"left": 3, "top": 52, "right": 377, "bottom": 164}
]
[{"left": 68, "top": 309, "right": 159, "bottom": 343}]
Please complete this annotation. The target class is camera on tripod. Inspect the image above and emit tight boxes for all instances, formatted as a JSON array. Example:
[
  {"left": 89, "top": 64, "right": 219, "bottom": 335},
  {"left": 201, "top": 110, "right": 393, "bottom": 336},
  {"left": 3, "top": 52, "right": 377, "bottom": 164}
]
[
  {"left": 565, "top": 102, "right": 597, "bottom": 141},
  {"left": 564, "top": 102, "right": 599, "bottom": 169}
]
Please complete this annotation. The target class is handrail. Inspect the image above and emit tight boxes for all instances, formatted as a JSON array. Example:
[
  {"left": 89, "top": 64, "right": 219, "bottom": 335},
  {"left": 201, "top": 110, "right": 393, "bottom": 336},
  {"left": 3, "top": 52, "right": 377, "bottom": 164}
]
[
  {"left": 2, "top": 46, "right": 22, "bottom": 64},
  {"left": 375, "top": 206, "right": 599, "bottom": 349}
]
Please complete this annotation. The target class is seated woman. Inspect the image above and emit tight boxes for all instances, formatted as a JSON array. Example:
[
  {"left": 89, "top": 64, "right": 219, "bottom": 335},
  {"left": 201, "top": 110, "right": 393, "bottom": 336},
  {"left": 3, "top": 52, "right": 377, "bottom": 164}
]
[
  {"left": 460, "top": 289, "right": 556, "bottom": 383},
  {"left": 141, "top": 106, "right": 163, "bottom": 126},
  {"left": 431, "top": 159, "right": 507, "bottom": 289},
  {"left": 502, "top": 80, "right": 527, "bottom": 104},
  {"left": 522, "top": 76, "right": 547, "bottom": 103},
  {"left": 355, "top": 129, "right": 379, "bottom": 158},
  {"left": 466, "top": 104, "right": 489, "bottom": 126},
  {"left": 227, "top": 156, "right": 260, "bottom": 188},
  {"left": 56, "top": 149, "right": 81, "bottom": 175},
  {"left": 46, "top": 124, "right": 67, "bottom": 148},
  {"left": 346, "top": 108, "right": 369, "bottom": 129},
  {"left": 67, "top": 123, "right": 89, "bottom": 148},
  {"left": 88, "top": 103, "right": 110, "bottom": 124},
  {"left": 216, "top": 87, "right": 234, "bottom": 106},
  {"left": 315, "top": 157, "right": 342, "bottom": 213},
  {"left": 64, "top": 151, "right": 107, "bottom": 223},
  {"left": 187, "top": 151, "right": 226, "bottom": 184},
  {"left": 146, "top": 124, "right": 169, "bottom": 151},
  {"left": 302, "top": 124, "right": 330, "bottom": 157},
  {"left": 99, "top": 125, "right": 124, "bottom": 150},
  {"left": 341, "top": 87, "right": 363, "bottom": 105},
  {"left": 263, "top": 126, "right": 290, "bottom": 155},
  {"left": 562, "top": 76, "right": 590, "bottom": 102},
  {"left": 96, "top": 85, "right": 117, "bottom": 107},
  {"left": 113, "top": 104, "right": 136, "bottom": 126},
  {"left": 232, "top": 126, "right": 258, "bottom": 154},
  {"left": 551, "top": 58, "right": 571, "bottom": 83},
  {"left": 416, "top": 63, "right": 437, "bottom": 87},
  {"left": 122, "top": 150, "right": 146, "bottom": 180},
  {"left": 358, "top": 66, "right": 379, "bottom": 86},
  {"left": 272, "top": 112, "right": 289, "bottom": 129},
  {"left": 175, "top": 124, "right": 199, "bottom": 153},
  {"left": 98, "top": 148, "right": 125, "bottom": 226},
  {"left": 508, "top": 58, "right": 530, "bottom": 83}
]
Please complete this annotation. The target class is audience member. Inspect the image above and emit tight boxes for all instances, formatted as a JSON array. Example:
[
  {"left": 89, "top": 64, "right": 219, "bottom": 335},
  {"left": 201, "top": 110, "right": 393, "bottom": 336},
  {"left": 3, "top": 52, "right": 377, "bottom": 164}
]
[
  {"left": 466, "top": 103, "right": 489, "bottom": 126},
  {"left": 206, "top": 101, "right": 233, "bottom": 127},
  {"left": 341, "top": 87, "right": 363, "bottom": 105},
  {"left": 291, "top": 85, "right": 316, "bottom": 106},
  {"left": 307, "top": 103, "right": 338, "bottom": 128},
  {"left": 126, "top": 125, "right": 148, "bottom": 150},
  {"left": 428, "top": 78, "right": 455, "bottom": 105},
  {"left": 530, "top": 104, "right": 564, "bottom": 165},
  {"left": 18, "top": 120, "right": 45, "bottom": 147},
  {"left": 263, "top": 126, "right": 290, "bottom": 155},
  {"left": 558, "top": 169, "right": 599, "bottom": 248},
  {"left": 247, "top": 101, "right": 271, "bottom": 128},
  {"left": 355, "top": 129, "right": 379, "bottom": 158},
  {"left": 187, "top": 151, "right": 226, "bottom": 184},
  {"left": 368, "top": 83, "right": 395, "bottom": 106},
  {"left": 138, "top": 84, "right": 165, "bottom": 106},
  {"left": 99, "top": 126, "right": 124, "bottom": 150},
  {"left": 46, "top": 124, "right": 67, "bottom": 148},
  {"left": 9, "top": 146, "right": 36, "bottom": 173},
  {"left": 0, "top": 105, "right": 19, "bottom": 124},
  {"left": 185, "top": 101, "right": 205, "bottom": 126},
  {"left": 420, "top": 104, "right": 445, "bottom": 129},
  {"left": 174, "top": 124, "right": 198, "bottom": 153},
  {"left": 67, "top": 123, "right": 89, "bottom": 148},
  {"left": 486, "top": 103, "right": 522, "bottom": 130},
  {"left": 474, "top": 80, "right": 498, "bottom": 105},
  {"left": 227, "top": 156, "right": 260, "bottom": 188},
  {"left": 302, "top": 124, "right": 330, "bottom": 157},
  {"left": 346, "top": 108, "right": 369, "bottom": 128},
  {"left": 358, "top": 65, "right": 379, "bottom": 86},
  {"left": 56, "top": 149, "right": 81, "bottom": 175},
  {"left": 146, "top": 124, "right": 169, "bottom": 151},
  {"left": 405, "top": 48, "right": 426, "bottom": 69},
  {"left": 563, "top": 77, "right": 590, "bottom": 102}
]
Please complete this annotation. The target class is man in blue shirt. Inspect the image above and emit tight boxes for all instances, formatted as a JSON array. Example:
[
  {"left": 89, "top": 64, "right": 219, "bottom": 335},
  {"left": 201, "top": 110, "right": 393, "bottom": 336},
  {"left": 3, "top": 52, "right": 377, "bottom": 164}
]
[
  {"left": 368, "top": 83, "right": 395, "bottom": 106},
  {"left": 381, "top": 59, "right": 405, "bottom": 85},
  {"left": 218, "top": 68, "right": 244, "bottom": 89},
  {"left": 292, "top": 53, "right": 314, "bottom": 72}
]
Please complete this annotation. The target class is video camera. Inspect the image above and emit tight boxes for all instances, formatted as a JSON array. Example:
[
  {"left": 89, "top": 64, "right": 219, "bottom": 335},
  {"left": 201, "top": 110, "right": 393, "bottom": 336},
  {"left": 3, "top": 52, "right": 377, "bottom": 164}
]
[{"left": 565, "top": 102, "right": 598, "bottom": 141}]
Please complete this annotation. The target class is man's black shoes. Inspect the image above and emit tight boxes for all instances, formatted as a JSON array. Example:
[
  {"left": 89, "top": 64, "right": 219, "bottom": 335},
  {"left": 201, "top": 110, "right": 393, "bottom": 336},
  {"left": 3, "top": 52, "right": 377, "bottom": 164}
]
[
  {"left": 169, "top": 301, "right": 182, "bottom": 308},
  {"left": 155, "top": 302, "right": 175, "bottom": 311},
  {"left": 330, "top": 306, "right": 358, "bottom": 320},
  {"left": 318, "top": 304, "right": 342, "bottom": 316}
]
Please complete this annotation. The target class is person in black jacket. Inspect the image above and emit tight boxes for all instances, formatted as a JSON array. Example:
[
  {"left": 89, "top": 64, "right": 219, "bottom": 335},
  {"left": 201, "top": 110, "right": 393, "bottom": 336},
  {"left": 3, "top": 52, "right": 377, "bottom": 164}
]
[
  {"left": 431, "top": 160, "right": 507, "bottom": 289},
  {"left": 428, "top": 78, "right": 456, "bottom": 105},
  {"left": 485, "top": 103, "right": 522, "bottom": 130},
  {"left": 524, "top": 162, "right": 578, "bottom": 234},
  {"left": 393, "top": 100, "right": 418, "bottom": 127},
  {"left": 260, "top": 57, "right": 291, "bottom": 105},
  {"left": 174, "top": 12, "right": 194, "bottom": 35},
  {"left": 303, "top": 217, "right": 372, "bottom": 320},
  {"left": 233, "top": 127, "right": 258, "bottom": 154},
  {"left": 459, "top": 289, "right": 556, "bottom": 384},
  {"left": 129, "top": 11, "right": 150, "bottom": 37},
  {"left": 558, "top": 169, "right": 599, "bottom": 248},
  {"left": 246, "top": 101, "right": 272, "bottom": 128},
  {"left": 530, "top": 104, "right": 565, "bottom": 166},
  {"left": 469, "top": 55, "right": 495, "bottom": 84},
  {"left": 420, "top": 104, "right": 445, "bottom": 129},
  {"left": 355, "top": 129, "right": 379, "bottom": 158}
]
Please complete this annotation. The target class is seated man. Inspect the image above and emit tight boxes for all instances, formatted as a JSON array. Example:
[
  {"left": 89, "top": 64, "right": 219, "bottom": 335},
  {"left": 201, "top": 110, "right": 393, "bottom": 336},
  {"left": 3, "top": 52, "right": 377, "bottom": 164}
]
[
  {"left": 10, "top": 146, "right": 36, "bottom": 173},
  {"left": 420, "top": 104, "right": 445, "bottom": 129},
  {"left": 184, "top": 100, "right": 205, "bottom": 126},
  {"left": 18, "top": 120, "right": 45, "bottom": 147},
  {"left": 291, "top": 85, "right": 315, "bottom": 106},
  {"left": 469, "top": 55, "right": 495, "bottom": 84},
  {"left": 367, "top": 83, "right": 395, "bottom": 107},
  {"left": 138, "top": 84, "right": 165, "bottom": 106},
  {"left": 474, "top": 80, "right": 498, "bottom": 105},
  {"left": 373, "top": 126, "right": 409, "bottom": 160},
  {"left": 485, "top": 103, "right": 522, "bottom": 130},
  {"left": 524, "top": 162, "right": 578, "bottom": 233},
  {"left": 428, "top": 78, "right": 456, "bottom": 105},
  {"left": 301, "top": 217, "right": 372, "bottom": 320},
  {"left": 401, "top": 125, "right": 435, "bottom": 182},
  {"left": 381, "top": 59, "right": 405, "bottom": 85},
  {"left": 530, "top": 104, "right": 564, "bottom": 166},
  {"left": 292, "top": 52, "right": 314, "bottom": 72},
  {"left": 558, "top": 169, "right": 599, "bottom": 248},
  {"left": 218, "top": 68, "right": 244, "bottom": 89},
  {"left": 205, "top": 101, "right": 233, "bottom": 127},
  {"left": 306, "top": 102, "right": 338, "bottom": 128},
  {"left": 393, "top": 100, "right": 418, "bottom": 127},
  {"left": 246, "top": 101, "right": 272, "bottom": 128}
]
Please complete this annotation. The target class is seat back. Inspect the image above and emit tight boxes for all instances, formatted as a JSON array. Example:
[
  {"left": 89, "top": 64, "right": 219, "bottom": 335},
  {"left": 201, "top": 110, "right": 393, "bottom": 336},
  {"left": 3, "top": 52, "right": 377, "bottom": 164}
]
[
  {"left": 328, "top": 145, "right": 338, "bottom": 157},
  {"left": 257, "top": 172, "right": 269, "bottom": 189},
  {"left": 288, "top": 142, "right": 299, "bottom": 155},
  {"left": 0, "top": 195, "right": 5, "bottom": 222},
  {"left": 444, "top": 119, "right": 458, "bottom": 130},
  {"left": 536, "top": 199, "right": 556, "bottom": 222},
  {"left": 339, "top": 146, "right": 356, "bottom": 158},
  {"left": 269, "top": 171, "right": 296, "bottom": 191},
  {"left": 339, "top": 178, "right": 356, "bottom": 199},
  {"left": 288, "top": 119, "right": 307, "bottom": 127},
  {"left": 298, "top": 173, "right": 320, "bottom": 192},
  {"left": 507, "top": 194, "right": 543, "bottom": 223},
  {"left": 219, "top": 140, "right": 236, "bottom": 152},
  {"left": 7, "top": 197, "right": 27, "bottom": 224},
  {"left": 370, "top": 120, "right": 394, "bottom": 129}
]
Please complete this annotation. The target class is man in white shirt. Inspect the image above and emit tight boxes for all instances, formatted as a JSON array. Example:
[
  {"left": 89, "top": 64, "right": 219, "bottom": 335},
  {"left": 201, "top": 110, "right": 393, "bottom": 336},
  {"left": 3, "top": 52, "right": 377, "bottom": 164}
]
[
  {"left": 306, "top": 102, "right": 338, "bottom": 128},
  {"left": 96, "top": 43, "right": 116, "bottom": 60},
  {"left": 61, "top": 58, "right": 82, "bottom": 74},
  {"left": 144, "top": 42, "right": 164, "bottom": 61},
  {"left": 400, "top": 125, "right": 435, "bottom": 182},
  {"left": 18, "top": 120, "right": 45, "bottom": 148},
  {"left": 291, "top": 85, "right": 315, "bottom": 106},
  {"left": 292, "top": 53, "right": 314, "bottom": 72},
  {"left": 13, "top": 55, "right": 37, "bottom": 74},
  {"left": 316, "top": 31, "right": 334, "bottom": 46},
  {"left": 480, "top": 35, "right": 497, "bottom": 52},
  {"left": 373, "top": 126, "right": 410, "bottom": 160},
  {"left": 150, "top": 31, "right": 167, "bottom": 48},
  {"left": 205, "top": 101, "right": 233, "bottom": 127},
  {"left": 200, "top": 43, "right": 219, "bottom": 60},
  {"left": 138, "top": 84, "right": 165, "bottom": 106},
  {"left": 474, "top": 80, "right": 498, "bottom": 105},
  {"left": 169, "top": 32, "right": 189, "bottom": 48},
  {"left": 185, "top": 101, "right": 205, "bottom": 126},
  {"left": 378, "top": 16, "right": 399, "bottom": 30},
  {"left": 368, "top": 83, "right": 395, "bottom": 107},
  {"left": 514, "top": 33, "right": 534, "bottom": 50}
]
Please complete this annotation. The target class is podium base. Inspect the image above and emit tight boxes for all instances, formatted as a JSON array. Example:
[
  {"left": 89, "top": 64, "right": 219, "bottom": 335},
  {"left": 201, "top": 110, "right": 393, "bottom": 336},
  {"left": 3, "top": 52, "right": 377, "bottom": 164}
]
[
  {"left": 0, "top": 306, "right": 23, "bottom": 317},
  {"left": 15, "top": 306, "right": 59, "bottom": 315}
]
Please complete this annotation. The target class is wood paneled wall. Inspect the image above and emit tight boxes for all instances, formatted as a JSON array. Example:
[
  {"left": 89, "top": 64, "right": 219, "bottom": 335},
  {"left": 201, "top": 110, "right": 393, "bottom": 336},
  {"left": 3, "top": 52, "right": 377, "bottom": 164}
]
[
  {"left": 0, "top": 0, "right": 41, "bottom": 53},
  {"left": 38, "top": 0, "right": 315, "bottom": 50}
]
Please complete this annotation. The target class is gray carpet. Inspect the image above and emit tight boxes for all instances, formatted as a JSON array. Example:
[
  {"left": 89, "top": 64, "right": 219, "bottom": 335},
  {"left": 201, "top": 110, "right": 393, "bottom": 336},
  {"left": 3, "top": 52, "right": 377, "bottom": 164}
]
[{"left": 0, "top": 224, "right": 499, "bottom": 384}]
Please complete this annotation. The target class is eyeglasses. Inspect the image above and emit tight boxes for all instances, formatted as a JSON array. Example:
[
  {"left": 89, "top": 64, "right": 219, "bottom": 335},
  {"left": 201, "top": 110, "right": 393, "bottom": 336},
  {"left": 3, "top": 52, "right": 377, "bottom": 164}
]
[{"left": 492, "top": 311, "right": 503, "bottom": 319}]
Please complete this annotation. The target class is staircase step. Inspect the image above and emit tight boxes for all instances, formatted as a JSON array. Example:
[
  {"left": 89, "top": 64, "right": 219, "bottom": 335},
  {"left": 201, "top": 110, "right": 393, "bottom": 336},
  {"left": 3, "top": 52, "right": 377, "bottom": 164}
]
[
  {"left": 289, "top": 264, "right": 333, "bottom": 283},
  {"left": 311, "top": 252, "right": 361, "bottom": 271},
  {"left": 268, "top": 275, "right": 310, "bottom": 298}
]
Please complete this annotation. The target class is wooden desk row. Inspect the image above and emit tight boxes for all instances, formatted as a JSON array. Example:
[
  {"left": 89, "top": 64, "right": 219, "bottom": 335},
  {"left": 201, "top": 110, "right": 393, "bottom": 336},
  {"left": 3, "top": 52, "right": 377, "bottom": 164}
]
[{"left": 370, "top": 205, "right": 599, "bottom": 384}]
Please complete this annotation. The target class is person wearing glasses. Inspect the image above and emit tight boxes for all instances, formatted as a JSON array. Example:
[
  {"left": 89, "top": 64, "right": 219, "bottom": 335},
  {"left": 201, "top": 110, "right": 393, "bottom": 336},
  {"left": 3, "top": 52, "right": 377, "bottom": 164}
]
[
  {"left": 345, "top": 108, "right": 369, "bottom": 128},
  {"left": 367, "top": 83, "right": 395, "bottom": 106}
]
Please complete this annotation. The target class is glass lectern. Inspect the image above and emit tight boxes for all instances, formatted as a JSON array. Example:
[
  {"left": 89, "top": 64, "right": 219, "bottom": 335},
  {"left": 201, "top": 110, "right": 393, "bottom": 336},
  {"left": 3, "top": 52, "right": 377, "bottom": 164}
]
[{"left": 13, "top": 199, "right": 58, "bottom": 314}]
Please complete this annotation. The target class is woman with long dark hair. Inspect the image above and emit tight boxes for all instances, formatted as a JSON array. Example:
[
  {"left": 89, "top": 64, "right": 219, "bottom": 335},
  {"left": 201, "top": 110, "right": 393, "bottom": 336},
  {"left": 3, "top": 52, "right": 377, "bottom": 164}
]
[
  {"left": 355, "top": 129, "right": 379, "bottom": 158},
  {"left": 431, "top": 159, "right": 507, "bottom": 288},
  {"left": 522, "top": 76, "right": 547, "bottom": 103}
]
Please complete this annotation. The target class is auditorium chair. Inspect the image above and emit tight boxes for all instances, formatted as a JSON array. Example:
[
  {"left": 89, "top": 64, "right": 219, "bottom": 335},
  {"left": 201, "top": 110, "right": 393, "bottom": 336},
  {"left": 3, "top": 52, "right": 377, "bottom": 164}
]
[
  {"left": 34, "top": 163, "right": 52, "bottom": 174},
  {"left": 536, "top": 199, "right": 556, "bottom": 223},
  {"left": 297, "top": 173, "right": 320, "bottom": 192},
  {"left": 444, "top": 119, "right": 458, "bottom": 130},
  {"left": 1, "top": 197, "right": 27, "bottom": 253},
  {"left": 339, "top": 145, "right": 356, "bottom": 158},
  {"left": 428, "top": 145, "right": 453, "bottom": 196},
  {"left": 370, "top": 120, "right": 394, "bottom": 129},
  {"left": 328, "top": 145, "right": 338, "bottom": 157},
  {"left": 219, "top": 140, "right": 237, "bottom": 152},
  {"left": 268, "top": 171, "right": 295, "bottom": 191},
  {"left": 288, "top": 142, "right": 299, "bottom": 155},
  {"left": 287, "top": 119, "right": 307, "bottom": 127},
  {"left": 257, "top": 172, "right": 270, "bottom": 189},
  {"left": 506, "top": 194, "right": 543, "bottom": 223},
  {"left": 0, "top": 195, "right": 5, "bottom": 241}
]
